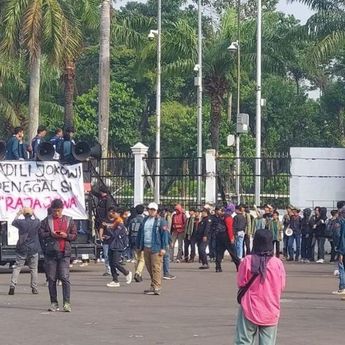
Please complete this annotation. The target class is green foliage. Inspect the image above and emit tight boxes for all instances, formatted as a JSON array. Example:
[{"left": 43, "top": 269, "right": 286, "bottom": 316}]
[{"left": 74, "top": 81, "right": 143, "bottom": 152}]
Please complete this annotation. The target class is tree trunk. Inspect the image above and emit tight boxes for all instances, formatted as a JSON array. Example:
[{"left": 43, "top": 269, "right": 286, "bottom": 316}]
[
  {"left": 98, "top": 0, "right": 111, "bottom": 157},
  {"left": 210, "top": 93, "right": 222, "bottom": 151},
  {"left": 28, "top": 48, "right": 41, "bottom": 143},
  {"left": 64, "top": 60, "right": 76, "bottom": 129}
]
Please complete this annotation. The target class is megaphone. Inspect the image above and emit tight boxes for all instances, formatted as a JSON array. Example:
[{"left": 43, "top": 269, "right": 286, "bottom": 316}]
[
  {"left": 37, "top": 142, "right": 55, "bottom": 160},
  {"left": 72, "top": 141, "right": 102, "bottom": 161},
  {"left": 0, "top": 140, "right": 6, "bottom": 160},
  {"left": 285, "top": 227, "right": 293, "bottom": 237}
]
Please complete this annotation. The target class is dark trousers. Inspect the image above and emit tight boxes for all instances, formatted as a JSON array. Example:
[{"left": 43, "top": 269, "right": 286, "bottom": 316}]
[
  {"left": 283, "top": 233, "right": 288, "bottom": 257},
  {"left": 215, "top": 233, "right": 240, "bottom": 271},
  {"left": 184, "top": 236, "right": 196, "bottom": 261},
  {"left": 197, "top": 240, "right": 208, "bottom": 265},
  {"left": 301, "top": 235, "right": 312, "bottom": 260},
  {"left": 330, "top": 239, "right": 336, "bottom": 261},
  {"left": 209, "top": 234, "right": 217, "bottom": 259},
  {"left": 243, "top": 234, "right": 251, "bottom": 256},
  {"left": 272, "top": 240, "right": 280, "bottom": 258},
  {"left": 317, "top": 237, "right": 326, "bottom": 260},
  {"left": 45, "top": 255, "right": 71, "bottom": 304},
  {"left": 109, "top": 249, "right": 129, "bottom": 282}
]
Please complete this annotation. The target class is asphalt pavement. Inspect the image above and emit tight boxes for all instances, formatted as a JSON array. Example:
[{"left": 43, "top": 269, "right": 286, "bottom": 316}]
[{"left": 0, "top": 258, "right": 343, "bottom": 345}]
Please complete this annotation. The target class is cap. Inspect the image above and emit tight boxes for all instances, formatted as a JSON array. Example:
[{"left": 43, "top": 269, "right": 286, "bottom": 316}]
[{"left": 147, "top": 202, "right": 158, "bottom": 211}]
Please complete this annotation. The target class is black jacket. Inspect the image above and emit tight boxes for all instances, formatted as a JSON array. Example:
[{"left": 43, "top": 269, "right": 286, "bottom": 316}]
[
  {"left": 12, "top": 216, "right": 41, "bottom": 255},
  {"left": 195, "top": 216, "right": 212, "bottom": 240},
  {"left": 233, "top": 214, "right": 246, "bottom": 233},
  {"left": 109, "top": 223, "right": 129, "bottom": 251}
]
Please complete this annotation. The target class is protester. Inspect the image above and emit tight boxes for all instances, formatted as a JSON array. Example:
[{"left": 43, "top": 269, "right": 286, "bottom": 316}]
[
  {"left": 98, "top": 207, "right": 118, "bottom": 276},
  {"left": 209, "top": 206, "right": 222, "bottom": 262},
  {"left": 5, "top": 126, "right": 26, "bottom": 160},
  {"left": 332, "top": 206, "right": 345, "bottom": 296},
  {"left": 184, "top": 208, "right": 198, "bottom": 262},
  {"left": 50, "top": 128, "right": 63, "bottom": 159},
  {"left": 314, "top": 207, "right": 328, "bottom": 263},
  {"left": 282, "top": 206, "right": 293, "bottom": 259},
  {"left": 31, "top": 125, "right": 47, "bottom": 160},
  {"left": 215, "top": 203, "right": 240, "bottom": 272},
  {"left": 234, "top": 205, "right": 247, "bottom": 259},
  {"left": 128, "top": 204, "right": 146, "bottom": 282},
  {"left": 195, "top": 207, "right": 212, "bottom": 269},
  {"left": 301, "top": 208, "right": 313, "bottom": 262},
  {"left": 325, "top": 210, "right": 338, "bottom": 262},
  {"left": 57, "top": 126, "right": 76, "bottom": 164},
  {"left": 243, "top": 206, "right": 254, "bottom": 256},
  {"left": 136, "top": 202, "right": 169, "bottom": 295},
  {"left": 234, "top": 229, "right": 286, "bottom": 345},
  {"left": 268, "top": 211, "right": 282, "bottom": 258},
  {"left": 8, "top": 207, "right": 41, "bottom": 295},
  {"left": 170, "top": 204, "right": 186, "bottom": 263},
  {"left": 39, "top": 199, "right": 77, "bottom": 312},
  {"left": 105, "top": 208, "right": 132, "bottom": 288},
  {"left": 287, "top": 208, "right": 302, "bottom": 261}
]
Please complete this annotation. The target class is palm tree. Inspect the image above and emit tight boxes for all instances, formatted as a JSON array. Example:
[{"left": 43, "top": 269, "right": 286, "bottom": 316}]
[
  {"left": 0, "top": 0, "right": 80, "bottom": 141},
  {"left": 98, "top": 0, "right": 111, "bottom": 157}
]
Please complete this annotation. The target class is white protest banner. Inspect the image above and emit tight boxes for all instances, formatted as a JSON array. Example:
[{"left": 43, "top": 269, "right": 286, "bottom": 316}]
[
  {"left": 0, "top": 161, "right": 87, "bottom": 244},
  {"left": 0, "top": 161, "right": 87, "bottom": 220}
]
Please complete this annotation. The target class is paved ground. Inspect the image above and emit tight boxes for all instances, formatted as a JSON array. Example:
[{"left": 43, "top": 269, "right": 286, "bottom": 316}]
[{"left": 0, "top": 258, "right": 343, "bottom": 345}]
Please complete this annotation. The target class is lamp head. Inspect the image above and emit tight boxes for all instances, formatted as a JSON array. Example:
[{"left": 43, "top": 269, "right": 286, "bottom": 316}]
[
  {"left": 148, "top": 29, "right": 158, "bottom": 40},
  {"left": 194, "top": 64, "right": 200, "bottom": 72},
  {"left": 227, "top": 41, "right": 239, "bottom": 53}
]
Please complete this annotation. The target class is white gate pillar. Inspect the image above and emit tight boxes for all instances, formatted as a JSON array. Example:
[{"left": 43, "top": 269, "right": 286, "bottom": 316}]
[
  {"left": 131, "top": 142, "right": 148, "bottom": 206},
  {"left": 205, "top": 149, "right": 217, "bottom": 204}
]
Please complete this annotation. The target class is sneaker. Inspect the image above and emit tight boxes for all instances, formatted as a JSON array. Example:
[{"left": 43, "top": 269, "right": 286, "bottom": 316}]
[
  {"left": 316, "top": 259, "right": 325, "bottom": 264},
  {"left": 175, "top": 259, "right": 180, "bottom": 263},
  {"left": 144, "top": 287, "right": 155, "bottom": 294},
  {"left": 48, "top": 303, "right": 59, "bottom": 312},
  {"left": 199, "top": 265, "right": 209, "bottom": 270},
  {"left": 126, "top": 271, "right": 133, "bottom": 284},
  {"left": 154, "top": 289, "right": 161, "bottom": 295},
  {"left": 58, "top": 280, "right": 62, "bottom": 286},
  {"left": 80, "top": 262, "right": 88, "bottom": 267},
  {"left": 332, "top": 289, "right": 345, "bottom": 295},
  {"left": 304, "top": 259, "right": 310, "bottom": 263},
  {"left": 8, "top": 286, "right": 15, "bottom": 295},
  {"left": 134, "top": 273, "right": 142, "bottom": 282},
  {"left": 163, "top": 274, "right": 176, "bottom": 280},
  {"left": 32, "top": 288, "right": 39, "bottom": 295},
  {"left": 216, "top": 268, "right": 223, "bottom": 272},
  {"left": 63, "top": 302, "right": 72, "bottom": 312},
  {"left": 107, "top": 281, "right": 120, "bottom": 288},
  {"left": 188, "top": 258, "right": 194, "bottom": 263},
  {"left": 102, "top": 272, "right": 111, "bottom": 277},
  {"left": 334, "top": 269, "right": 340, "bottom": 276}
]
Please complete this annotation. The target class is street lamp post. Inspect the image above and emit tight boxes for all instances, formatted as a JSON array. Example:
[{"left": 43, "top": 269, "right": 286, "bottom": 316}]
[
  {"left": 197, "top": 0, "right": 203, "bottom": 207},
  {"left": 236, "top": 0, "right": 241, "bottom": 205},
  {"left": 255, "top": 0, "right": 262, "bottom": 206},
  {"left": 152, "top": 0, "right": 162, "bottom": 204}
]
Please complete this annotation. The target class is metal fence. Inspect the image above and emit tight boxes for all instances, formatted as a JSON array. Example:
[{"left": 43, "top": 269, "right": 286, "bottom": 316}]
[
  {"left": 217, "top": 154, "right": 290, "bottom": 208},
  {"left": 143, "top": 157, "right": 205, "bottom": 210},
  {"left": 88, "top": 154, "right": 290, "bottom": 209},
  {"left": 89, "top": 154, "right": 134, "bottom": 207}
]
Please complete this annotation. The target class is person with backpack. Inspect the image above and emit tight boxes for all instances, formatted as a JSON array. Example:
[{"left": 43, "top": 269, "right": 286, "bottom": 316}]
[
  {"left": 215, "top": 203, "right": 240, "bottom": 272},
  {"left": 136, "top": 202, "right": 169, "bottom": 295},
  {"left": 128, "top": 204, "right": 145, "bottom": 282},
  {"left": 105, "top": 208, "right": 132, "bottom": 288},
  {"left": 56, "top": 126, "right": 76, "bottom": 164},
  {"left": 234, "top": 229, "right": 286, "bottom": 345},
  {"left": 170, "top": 204, "right": 187, "bottom": 263}
]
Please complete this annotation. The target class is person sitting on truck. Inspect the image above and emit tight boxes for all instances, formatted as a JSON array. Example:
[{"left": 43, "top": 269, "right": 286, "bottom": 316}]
[
  {"left": 8, "top": 207, "right": 41, "bottom": 296},
  {"left": 39, "top": 199, "right": 77, "bottom": 312},
  {"left": 5, "top": 126, "right": 26, "bottom": 160}
]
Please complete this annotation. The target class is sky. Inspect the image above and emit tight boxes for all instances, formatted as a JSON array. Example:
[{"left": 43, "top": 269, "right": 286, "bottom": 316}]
[{"left": 114, "top": 0, "right": 314, "bottom": 24}]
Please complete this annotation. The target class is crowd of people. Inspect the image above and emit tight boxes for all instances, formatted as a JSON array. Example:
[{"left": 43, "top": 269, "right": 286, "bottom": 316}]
[{"left": 4, "top": 125, "right": 76, "bottom": 163}]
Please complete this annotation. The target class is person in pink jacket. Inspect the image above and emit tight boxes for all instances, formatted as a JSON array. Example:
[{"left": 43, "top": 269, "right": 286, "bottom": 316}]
[{"left": 234, "top": 229, "right": 286, "bottom": 345}]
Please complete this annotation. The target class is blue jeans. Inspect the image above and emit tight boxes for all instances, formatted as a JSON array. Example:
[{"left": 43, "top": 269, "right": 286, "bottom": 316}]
[
  {"left": 288, "top": 233, "right": 301, "bottom": 260},
  {"left": 236, "top": 232, "right": 245, "bottom": 259},
  {"left": 339, "top": 257, "right": 345, "bottom": 290},
  {"left": 163, "top": 248, "right": 170, "bottom": 276}
]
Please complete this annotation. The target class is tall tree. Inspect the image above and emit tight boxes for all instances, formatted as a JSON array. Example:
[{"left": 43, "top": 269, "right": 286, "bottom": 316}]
[
  {"left": 1, "top": 0, "right": 80, "bottom": 141},
  {"left": 98, "top": 0, "right": 111, "bottom": 157}
]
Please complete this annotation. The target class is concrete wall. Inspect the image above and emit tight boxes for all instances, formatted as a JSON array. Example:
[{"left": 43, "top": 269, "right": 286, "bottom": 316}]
[{"left": 290, "top": 147, "right": 345, "bottom": 209}]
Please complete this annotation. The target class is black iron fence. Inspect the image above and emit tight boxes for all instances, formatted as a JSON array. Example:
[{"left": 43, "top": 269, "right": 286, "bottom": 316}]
[
  {"left": 217, "top": 154, "right": 290, "bottom": 208},
  {"left": 143, "top": 157, "right": 205, "bottom": 210},
  {"left": 88, "top": 154, "right": 290, "bottom": 209}
]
